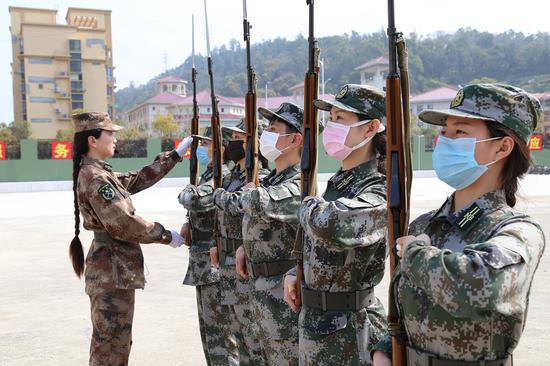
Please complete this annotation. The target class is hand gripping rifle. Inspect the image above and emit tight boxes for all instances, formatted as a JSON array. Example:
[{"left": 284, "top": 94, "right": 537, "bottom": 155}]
[
  {"left": 293, "top": 0, "right": 320, "bottom": 307},
  {"left": 386, "top": 0, "right": 413, "bottom": 364},
  {"left": 190, "top": 14, "right": 199, "bottom": 186},
  {"left": 243, "top": 0, "right": 259, "bottom": 185},
  {"left": 204, "top": 0, "right": 223, "bottom": 255}
]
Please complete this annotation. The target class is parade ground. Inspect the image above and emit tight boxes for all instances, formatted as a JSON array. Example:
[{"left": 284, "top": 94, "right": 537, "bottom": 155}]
[{"left": 1, "top": 175, "right": 549, "bottom": 365}]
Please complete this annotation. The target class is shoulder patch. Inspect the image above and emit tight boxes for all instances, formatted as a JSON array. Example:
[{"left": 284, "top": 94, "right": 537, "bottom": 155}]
[{"left": 98, "top": 183, "right": 116, "bottom": 200}]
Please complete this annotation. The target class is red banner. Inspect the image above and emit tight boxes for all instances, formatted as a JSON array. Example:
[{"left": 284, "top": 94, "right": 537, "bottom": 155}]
[
  {"left": 528, "top": 135, "right": 543, "bottom": 151},
  {"left": 0, "top": 141, "right": 5, "bottom": 160},
  {"left": 52, "top": 141, "right": 72, "bottom": 160}
]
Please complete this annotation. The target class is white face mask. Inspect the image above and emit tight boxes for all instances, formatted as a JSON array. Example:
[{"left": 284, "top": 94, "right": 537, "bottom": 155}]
[{"left": 259, "top": 131, "right": 293, "bottom": 162}]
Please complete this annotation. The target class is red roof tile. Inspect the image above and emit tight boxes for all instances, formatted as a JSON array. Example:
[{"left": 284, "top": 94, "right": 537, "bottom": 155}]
[
  {"left": 410, "top": 87, "right": 458, "bottom": 103},
  {"left": 354, "top": 56, "right": 389, "bottom": 70}
]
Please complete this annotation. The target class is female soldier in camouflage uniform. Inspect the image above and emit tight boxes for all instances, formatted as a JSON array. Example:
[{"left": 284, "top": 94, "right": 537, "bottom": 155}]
[
  {"left": 68, "top": 112, "right": 186, "bottom": 366},
  {"left": 178, "top": 131, "right": 237, "bottom": 365},
  {"left": 284, "top": 85, "right": 389, "bottom": 366},
  {"left": 212, "top": 120, "right": 270, "bottom": 365},
  {"left": 374, "top": 84, "right": 545, "bottom": 366}
]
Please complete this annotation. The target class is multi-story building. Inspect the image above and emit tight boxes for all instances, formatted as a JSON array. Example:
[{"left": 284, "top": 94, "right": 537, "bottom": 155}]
[
  {"left": 9, "top": 6, "right": 115, "bottom": 139},
  {"left": 354, "top": 56, "right": 389, "bottom": 91},
  {"left": 410, "top": 87, "right": 458, "bottom": 128}
]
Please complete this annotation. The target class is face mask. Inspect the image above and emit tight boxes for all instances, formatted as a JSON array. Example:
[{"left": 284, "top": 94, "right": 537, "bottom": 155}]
[
  {"left": 322, "top": 119, "right": 374, "bottom": 160},
  {"left": 196, "top": 145, "right": 211, "bottom": 166},
  {"left": 226, "top": 140, "right": 245, "bottom": 164},
  {"left": 259, "top": 131, "right": 293, "bottom": 162},
  {"left": 432, "top": 136, "right": 501, "bottom": 190}
]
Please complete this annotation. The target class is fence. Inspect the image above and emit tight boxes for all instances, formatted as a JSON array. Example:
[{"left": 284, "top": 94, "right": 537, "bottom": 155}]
[{"left": 1, "top": 137, "right": 550, "bottom": 182}]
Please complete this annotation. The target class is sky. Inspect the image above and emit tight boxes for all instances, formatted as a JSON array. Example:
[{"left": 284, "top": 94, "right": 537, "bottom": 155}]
[{"left": 1, "top": 0, "right": 550, "bottom": 123}]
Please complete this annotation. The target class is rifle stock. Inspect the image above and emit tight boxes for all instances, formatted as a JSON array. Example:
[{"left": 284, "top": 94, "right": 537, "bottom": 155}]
[
  {"left": 190, "top": 15, "right": 199, "bottom": 186},
  {"left": 295, "top": 0, "right": 320, "bottom": 307},
  {"left": 386, "top": 0, "right": 412, "bottom": 365}
]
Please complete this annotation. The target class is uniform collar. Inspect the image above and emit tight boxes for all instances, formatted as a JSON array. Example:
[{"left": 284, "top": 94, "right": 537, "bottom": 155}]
[
  {"left": 431, "top": 189, "right": 508, "bottom": 234},
  {"left": 262, "top": 164, "right": 299, "bottom": 187},
  {"left": 81, "top": 156, "right": 112, "bottom": 172}
]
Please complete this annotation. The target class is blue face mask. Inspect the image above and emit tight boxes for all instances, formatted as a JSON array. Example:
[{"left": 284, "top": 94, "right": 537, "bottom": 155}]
[
  {"left": 196, "top": 145, "right": 211, "bottom": 166},
  {"left": 432, "top": 136, "right": 501, "bottom": 190}
]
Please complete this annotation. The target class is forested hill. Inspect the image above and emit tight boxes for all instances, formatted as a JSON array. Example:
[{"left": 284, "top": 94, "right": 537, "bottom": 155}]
[{"left": 115, "top": 28, "right": 550, "bottom": 113}]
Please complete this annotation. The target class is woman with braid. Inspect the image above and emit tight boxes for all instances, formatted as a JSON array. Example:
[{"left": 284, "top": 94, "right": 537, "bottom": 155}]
[{"left": 68, "top": 112, "right": 189, "bottom": 366}]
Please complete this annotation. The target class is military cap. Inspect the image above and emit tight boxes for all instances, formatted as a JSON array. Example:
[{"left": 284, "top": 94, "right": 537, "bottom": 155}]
[
  {"left": 73, "top": 112, "right": 123, "bottom": 133},
  {"left": 258, "top": 102, "right": 304, "bottom": 133},
  {"left": 222, "top": 118, "right": 246, "bottom": 136},
  {"left": 192, "top": 127, "right": 230, "bottom": 145},
  {"left": 419, "top": 83, "right": 542, "bottom": 142},
  {"left": 315, "top": 84, "right": 386, "bottom": 124}
]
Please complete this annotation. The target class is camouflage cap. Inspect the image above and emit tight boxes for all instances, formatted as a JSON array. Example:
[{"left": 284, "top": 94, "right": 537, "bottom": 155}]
[
  {"left": 419, "top": 83, "right": 542, "bottom": 142},
  {"left": 314, "top": 84, "right": 386, "bottom": 124},
  {"left": 258, "top": 102, "right": 304, "bottom": 133},
  {"left": 222, "top": 118, "right": 246, "bottom": 136},
  {"left": 192, "top": 126, "right": 230, "bottom": 145},
  {"left": 73, "top": 112, "right": 123, "bottom": 133}
]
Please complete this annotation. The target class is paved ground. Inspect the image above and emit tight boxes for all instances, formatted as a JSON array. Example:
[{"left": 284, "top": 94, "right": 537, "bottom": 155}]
[{"left": 1, "top": 176, "right": 549, "bottom": 365}]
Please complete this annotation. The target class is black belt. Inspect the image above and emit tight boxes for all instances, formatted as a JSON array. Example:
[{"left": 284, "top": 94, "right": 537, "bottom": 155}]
[
  {"left": 248, "top": 260, "right": 294, "bottom": 278},
  {"left": 301, "top": 286, "right": 375, "bottom": 311},
  {"left": 220, "top": 238, "right": 240, "bottom": 254},
  {"left": 407, "top": 346, "right": 513, "bottom": 366},
  {"left": 192, "top": 230, "right": 212, "bottom": 242}
]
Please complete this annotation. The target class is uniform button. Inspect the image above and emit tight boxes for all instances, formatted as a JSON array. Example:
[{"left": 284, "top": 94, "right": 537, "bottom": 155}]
[{"left": 441, "top": 222, "right": 450, "bottom": 231}]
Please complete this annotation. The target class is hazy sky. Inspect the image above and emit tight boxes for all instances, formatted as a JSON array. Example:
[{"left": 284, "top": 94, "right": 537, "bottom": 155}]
[{"left": 2, "top": 0, "right": 550, "bottom": 122}]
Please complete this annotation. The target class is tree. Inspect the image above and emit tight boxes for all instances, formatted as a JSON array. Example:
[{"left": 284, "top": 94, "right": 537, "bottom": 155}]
[
  {"left": 11, "top": 120, "right": 31, "bottom": 140},
  {"left": 152, "top": 113, "right": 179, "bottom": 138},
  {"left": 56, "top": 120, "right": 75, "bottom": 141},
  {"left": 0, "top": 123, "right": 14, "bottom": 143},
  {"left": 118, "top": 126, "right": 144, "bottom": 140}
]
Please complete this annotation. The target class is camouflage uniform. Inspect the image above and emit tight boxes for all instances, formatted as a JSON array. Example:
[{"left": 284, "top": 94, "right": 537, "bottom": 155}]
[
  {"left": 375, "top": 84, "right": 545, "bottom": 364},
  {"left": 239, "top": 164, "right": 302, "bottom": 365},
  {"left": 76, "top": 112, "right": 179, "bottom": 366},
  {"left": 179, "top": 165, "right": 238, "bottom": 366},
  {"left": 213, "top": 163, "right": 270, "bottom": 365}
]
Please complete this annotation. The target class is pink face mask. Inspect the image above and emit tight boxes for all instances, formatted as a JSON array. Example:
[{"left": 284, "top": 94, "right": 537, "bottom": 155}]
[{"left": 322, "top": 119, "right": 376, "bottom": 160}]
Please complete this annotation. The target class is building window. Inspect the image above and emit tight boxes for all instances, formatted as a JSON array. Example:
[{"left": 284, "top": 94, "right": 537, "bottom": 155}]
[
  {"left": 69, "top": 40, "right": 81, "bottom": 52},
  {"left": 72, "top": 93, "right": 84, "bottom": 101},
  {"left": 163, "top": 85, "right": 168, "bottom": 92},
  {"left": 107, "top": 86, "right": 113, "bottom": 96},
  {"left": 70, "top": 61, "right": 82, "bottom": 73},
  {"left": 221, "top": 107, "right": 225, "bottom": 113},
  {"left": 71, "top": 81, "right": 83, "bottom": 91},
  {"left": 38, "top": 84, "right": 43, "bottom": 90},
  {"left": 172, "top": 85, "right": 177, "bottom": 92},
  {"left": 427, "top": 104, "right": 433, "bottom": 109},
  {"left": 152, "top": 106, "right": 156, "bottom": 111},
  {"left": 72, "top": 101, "right": 84, "bottom": 110}
]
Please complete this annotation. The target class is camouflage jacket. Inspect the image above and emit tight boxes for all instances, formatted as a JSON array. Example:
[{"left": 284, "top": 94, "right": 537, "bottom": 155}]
[
  {"left": 298, "top": 159, "right": 388, "bottom": 354},
  {"left": 385, "top": 190, "right": 545, "bottom": 361},
  {"left": 178, "top": 165, "right": 231, "bottom": 286},
  {"left": 78, "top": 151, "right": 179, "bottom": 292},
  {"left": 213, "top": 164, "right": 270, "bottom": 305}
]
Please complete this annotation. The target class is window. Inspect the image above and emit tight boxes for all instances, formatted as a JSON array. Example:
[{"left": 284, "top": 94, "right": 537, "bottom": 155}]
[
  {"left": 221, "top": 108, "right": 225, "bottom": 113},
  {"left": 72, "top": 93, "right": 83, "bottom": 101},
  {"left": 71, "top": 81, "right": 83, "bottom": 91},
  {"left": 172, "top": 85, "right": 177, "bottom": 92},
  {"left": 69, "top": 40, "right": 81, "bottom": 52},
  {"left": 70, "top": 61, "right": 82, "bottom": 72},
  {"left": 72, "top": 101, "right": 84, "bottom": 110},
  {"left": 38, "top": 84, "right": 43, "bottom": 90},
  {"left": 163, "top": 85, "right": 168, "bottom": 92},
  {"left": 107, "top": 86, "right": 112, "bottom": 96},
  {"left": 152, "top": 106, "right": 156, "bottom": 111}
]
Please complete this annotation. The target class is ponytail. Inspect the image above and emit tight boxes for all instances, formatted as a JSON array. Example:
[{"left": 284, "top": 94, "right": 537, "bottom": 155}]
[{"left": 69, "top": 129, "right": 102, "bottom": 278}]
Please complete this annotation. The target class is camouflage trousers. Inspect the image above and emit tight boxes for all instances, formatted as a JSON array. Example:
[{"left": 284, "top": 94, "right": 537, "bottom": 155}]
[
  {"left": 88, "top": 287, "right": 134, "bottom": 366},
  {"left": 196, "top": 282, "right": 239, "bottom": 366},
  {"left": 250, "top": 275, "right": 299, "bottom": 366},
  {"left": 220, "top": 258, "right": 266, "bottom": 365},
  {"left": 298, "top": 299, "right": 387, "bottom": 366}
]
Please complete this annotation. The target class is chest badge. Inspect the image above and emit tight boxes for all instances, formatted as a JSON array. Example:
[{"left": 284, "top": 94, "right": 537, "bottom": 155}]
[
  {"left": 98, "top": 183, "right": 116, "bottom": 200},
  {"left": 456, "top": 202, "right": 482, "bottom": 233}
]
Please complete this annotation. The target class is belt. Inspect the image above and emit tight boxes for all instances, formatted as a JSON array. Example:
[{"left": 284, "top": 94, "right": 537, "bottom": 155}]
[
  {"left": 192, "top": 230, "right": 212, "bottom": 242},
  {"left": 407, "top": 346, "right": 513, "bottom": 366},
  {"left": 301, "top": 286, "right": 375, "bottom": 311},
  {"left": 248, "top": 260, "right": 294, "bottom": 278},
  {"left": 220, "top": 238, "right": 240, "bottom": 254}
]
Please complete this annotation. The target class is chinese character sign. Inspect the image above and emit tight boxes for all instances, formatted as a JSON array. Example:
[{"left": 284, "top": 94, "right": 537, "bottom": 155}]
[
  {"left": 0, "top": 141, "right": 5, "bottom": 160},
  {"left": 52, "top": 141, "right": 72, "bottom": 160},
  {"left": 528, "top": 135, "right": 543, "bottom": 151}
]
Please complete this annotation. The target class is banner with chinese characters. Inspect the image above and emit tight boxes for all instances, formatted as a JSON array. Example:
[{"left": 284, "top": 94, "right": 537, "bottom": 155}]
[
  {"left": 0, "top": 141, "right": 5, "bottom": 160},
  {"left": 52, "top": 141, "right": 72, "bottom": 160},
  {"left": 173, "top": 139, "right": 191, "bottom": 158},
  {"left": 528, "top": 134, "right": 543, "bottom": 151}
]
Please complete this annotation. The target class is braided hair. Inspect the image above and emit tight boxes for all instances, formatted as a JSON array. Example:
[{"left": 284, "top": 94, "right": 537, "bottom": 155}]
[{"left": 69, "top": 128, "right": 102, "bottom": 278}]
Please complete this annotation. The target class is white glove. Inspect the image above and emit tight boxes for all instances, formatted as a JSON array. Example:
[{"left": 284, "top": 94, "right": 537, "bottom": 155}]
[
  {"left": 175, "top": 136, "right": 194, "bottom": 157},
  {"left": 169, "top": 230, "right": 185, "bottom": 248}
]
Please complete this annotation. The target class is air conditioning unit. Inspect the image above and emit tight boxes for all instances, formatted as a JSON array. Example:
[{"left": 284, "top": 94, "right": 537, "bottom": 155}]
[
  {"left": 61, "top": 92, "right": 69, "bottom": 97},
  {"left": 55, "top": 107, "right": 62, "bottom": 113},
  {"left": 58, "top": 71, "right": 67, "bottom": 76},
  {"left": 54, "top": 86, "right": 60, "bottom": 93},
  {"left": 61, "top": 113, "right": 69, "bottom": 118}
]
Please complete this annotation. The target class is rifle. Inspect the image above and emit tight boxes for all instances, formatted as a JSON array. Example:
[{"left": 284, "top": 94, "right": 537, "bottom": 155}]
[
  {"left": 293, "top": 0, "right": 320, "bottom": 307},
  {"left": 190, "top": 14, "right": 199, "bottom": 186},
  {"left": 203, "top": 0, "right": 223, "bottom": 259},
  {"left": 386, "top": 0, "right": 412, "bottom": 364},
  {"left": 203, "top": 0, "right": 222, "bottom": 190},
  {"left": 242, "top": 0, "right": 259, "bottom": 185}
]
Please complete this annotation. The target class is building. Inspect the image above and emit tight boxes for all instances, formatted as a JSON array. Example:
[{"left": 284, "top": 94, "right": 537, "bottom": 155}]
[
  {"left": 9, "top": 6, "right": 115, "bottom": 139},
  {"left": 409, "top": 87, "right": 458, "bottom": 127},
  {"left": 534, "top": 92, "right": 550, "bottom": 133},
  {"left": 156, "top": 76, "right": 187, "bottom": 96},
  {"left": 127, "top": 92, "right": 188, "bottom": 133},
  {"left": 354, "top": 56, "right": 389, "bottom": 90}
]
